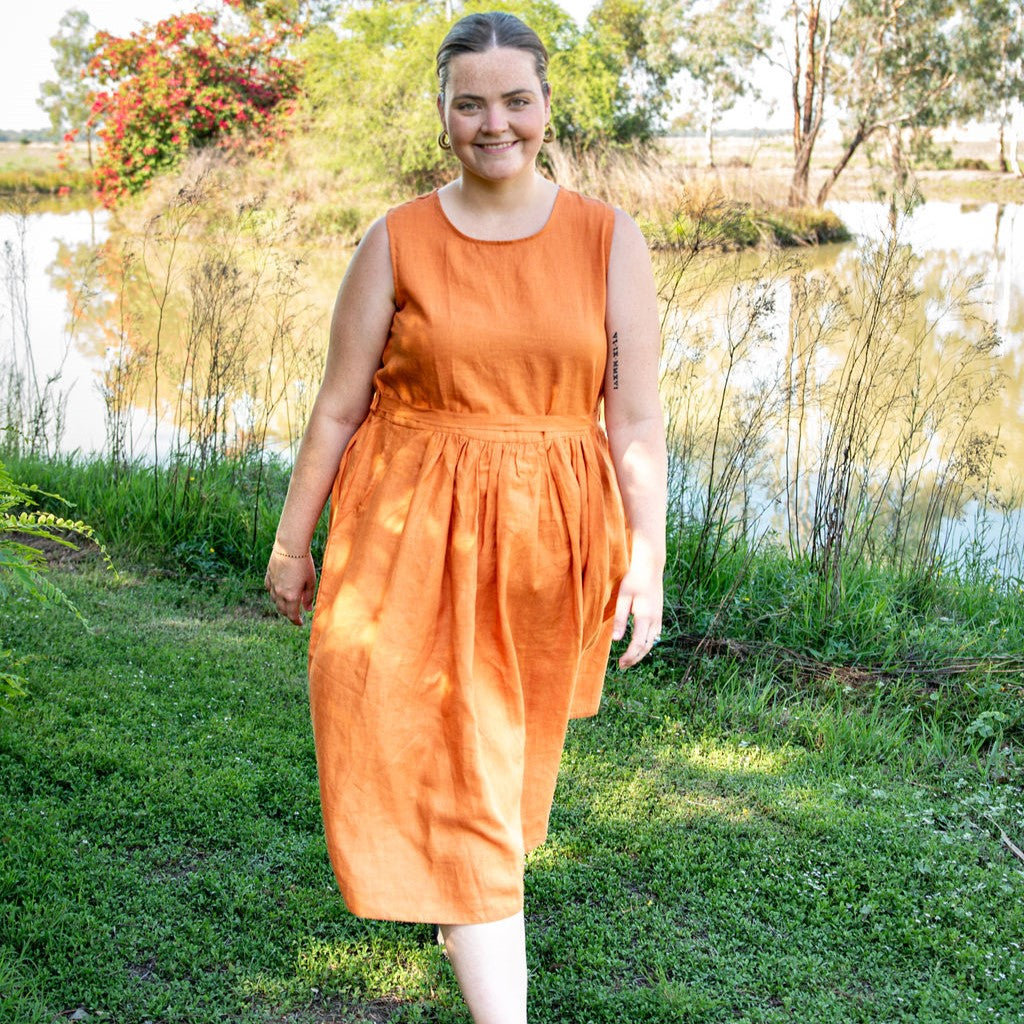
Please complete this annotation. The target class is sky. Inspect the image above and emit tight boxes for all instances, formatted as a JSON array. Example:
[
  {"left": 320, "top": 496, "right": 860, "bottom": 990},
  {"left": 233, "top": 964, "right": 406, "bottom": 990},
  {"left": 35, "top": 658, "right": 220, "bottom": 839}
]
[{"left": 2, "top": 1, "right": 599, "bottom": 132}]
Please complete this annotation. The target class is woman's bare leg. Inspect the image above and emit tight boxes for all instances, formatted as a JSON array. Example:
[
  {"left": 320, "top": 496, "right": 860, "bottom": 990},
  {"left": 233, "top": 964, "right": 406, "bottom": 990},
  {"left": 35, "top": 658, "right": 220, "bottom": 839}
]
[{"left": 438, "top": 910, "right": 527, "bottom": 1024}]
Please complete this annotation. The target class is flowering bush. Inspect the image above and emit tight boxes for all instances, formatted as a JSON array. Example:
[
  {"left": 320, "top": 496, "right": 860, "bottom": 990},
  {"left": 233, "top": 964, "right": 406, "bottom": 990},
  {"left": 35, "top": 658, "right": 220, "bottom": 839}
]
[{"left": 79, "top": 2, "right": 302, "bottom": 206}]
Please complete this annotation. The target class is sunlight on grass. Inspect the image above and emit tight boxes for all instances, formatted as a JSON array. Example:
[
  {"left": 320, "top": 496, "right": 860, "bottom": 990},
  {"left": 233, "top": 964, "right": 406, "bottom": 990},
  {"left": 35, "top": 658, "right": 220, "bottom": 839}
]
[{"left": 675, "top": 738, "right": 806, "bottom": 776}]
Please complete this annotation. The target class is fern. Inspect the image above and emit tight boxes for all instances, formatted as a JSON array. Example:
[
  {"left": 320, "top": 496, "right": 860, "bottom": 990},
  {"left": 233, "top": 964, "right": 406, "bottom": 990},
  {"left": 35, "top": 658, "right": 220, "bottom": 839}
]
[{"left": 0, "top": 458, "right": 112, "bottom": 702}]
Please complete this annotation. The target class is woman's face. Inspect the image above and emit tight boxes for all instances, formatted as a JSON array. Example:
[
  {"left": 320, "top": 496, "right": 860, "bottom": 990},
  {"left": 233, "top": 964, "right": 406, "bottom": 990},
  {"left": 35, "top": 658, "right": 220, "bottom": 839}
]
[{"left": 439, "top": 46, "right": 551, "bottom": 186}]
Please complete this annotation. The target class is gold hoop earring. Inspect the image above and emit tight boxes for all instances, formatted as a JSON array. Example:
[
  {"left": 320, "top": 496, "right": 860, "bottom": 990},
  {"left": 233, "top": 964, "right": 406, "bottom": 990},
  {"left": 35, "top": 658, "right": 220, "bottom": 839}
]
[
  {"left": 438, "top": 129, "right": 452, "bottom": 151},
  {"left": 543, "top": 122, "right": 556, "bottom": 144}
]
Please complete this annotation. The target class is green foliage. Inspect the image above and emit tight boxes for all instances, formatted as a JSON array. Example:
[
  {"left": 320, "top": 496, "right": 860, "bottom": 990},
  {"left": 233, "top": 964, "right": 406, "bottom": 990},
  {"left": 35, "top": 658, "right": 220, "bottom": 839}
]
[
  {"left": 0, "top": 458, "right": 108, "bottom": 701},
  {"left": 36, "top": 8, "right": 98, "bottom": 164},
  {"left": 299, "top": 0, "right": 681, "bottom": 192},
  {"left": 83, "top": 3, "right": 302, "bottom": 205}
]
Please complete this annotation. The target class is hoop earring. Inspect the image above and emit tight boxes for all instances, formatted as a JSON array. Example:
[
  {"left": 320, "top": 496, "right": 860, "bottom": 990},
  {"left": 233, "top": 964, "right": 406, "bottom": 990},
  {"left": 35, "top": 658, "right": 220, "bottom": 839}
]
[
  {"left": 543, "top": 122, "right": 556, "bottom": 144},
  {"left": 438, "top": 129, "right": 452, "bottom": 151}
]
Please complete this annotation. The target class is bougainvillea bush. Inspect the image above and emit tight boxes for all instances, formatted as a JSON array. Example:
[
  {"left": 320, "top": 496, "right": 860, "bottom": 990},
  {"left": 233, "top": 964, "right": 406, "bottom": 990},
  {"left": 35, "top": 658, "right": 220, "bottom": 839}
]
[{"left": 79, "top": 1, "right": 302, "bottom": 206}]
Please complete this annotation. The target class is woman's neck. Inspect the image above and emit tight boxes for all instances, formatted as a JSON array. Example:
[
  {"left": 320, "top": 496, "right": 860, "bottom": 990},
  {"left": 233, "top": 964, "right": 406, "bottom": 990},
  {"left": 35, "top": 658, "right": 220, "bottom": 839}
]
[
  {"left": 449, "top": 168, "right": 553, "bottom": 213},
  {"left": 439, "top": 172, "right": 560, "bottom": 241}
]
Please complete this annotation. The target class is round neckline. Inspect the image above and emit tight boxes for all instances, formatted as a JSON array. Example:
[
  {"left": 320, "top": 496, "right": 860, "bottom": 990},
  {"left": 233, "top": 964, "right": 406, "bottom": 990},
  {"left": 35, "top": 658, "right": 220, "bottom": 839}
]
[{"left": 433, "top": 186, "right": 563, "bottom": 244}]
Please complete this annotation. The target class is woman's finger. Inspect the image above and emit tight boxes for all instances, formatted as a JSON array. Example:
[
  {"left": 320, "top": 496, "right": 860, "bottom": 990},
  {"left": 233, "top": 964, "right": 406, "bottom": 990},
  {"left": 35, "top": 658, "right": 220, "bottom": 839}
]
[{"left": 616, "top": 615, "right": 663, "bottom": 669}]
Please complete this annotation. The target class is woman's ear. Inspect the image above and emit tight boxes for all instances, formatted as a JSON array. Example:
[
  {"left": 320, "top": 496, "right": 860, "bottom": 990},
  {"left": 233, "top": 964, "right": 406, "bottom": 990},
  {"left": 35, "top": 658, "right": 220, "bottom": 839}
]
[{"left": 437, "top": 93, "right": 446, "bottom": 128}]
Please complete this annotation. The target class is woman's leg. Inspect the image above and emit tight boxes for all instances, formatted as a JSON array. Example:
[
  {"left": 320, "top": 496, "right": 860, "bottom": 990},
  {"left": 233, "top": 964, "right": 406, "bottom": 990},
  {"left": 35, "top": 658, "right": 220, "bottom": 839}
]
[{"left": 438, "top": 910, "right": 527, "bottom": 1024}]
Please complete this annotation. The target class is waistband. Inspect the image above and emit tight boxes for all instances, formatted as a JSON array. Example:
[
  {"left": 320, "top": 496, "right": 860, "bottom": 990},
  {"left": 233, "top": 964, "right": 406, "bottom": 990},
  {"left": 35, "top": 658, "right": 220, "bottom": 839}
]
[{"left": 370, "top": 391, "right": 598, "bottom": 439}]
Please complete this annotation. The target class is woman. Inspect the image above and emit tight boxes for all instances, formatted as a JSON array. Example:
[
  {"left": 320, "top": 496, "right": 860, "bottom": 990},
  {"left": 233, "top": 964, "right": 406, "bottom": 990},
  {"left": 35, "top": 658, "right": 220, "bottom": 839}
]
[{"left": 265, "top": 11, "right": 666, "bottom": 1023}]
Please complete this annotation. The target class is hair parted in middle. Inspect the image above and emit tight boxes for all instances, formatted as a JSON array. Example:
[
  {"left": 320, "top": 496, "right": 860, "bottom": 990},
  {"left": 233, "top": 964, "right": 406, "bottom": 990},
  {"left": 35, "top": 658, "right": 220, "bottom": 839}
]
[{"left": 436, "top": 11, "right": 550, "bottom": 101}]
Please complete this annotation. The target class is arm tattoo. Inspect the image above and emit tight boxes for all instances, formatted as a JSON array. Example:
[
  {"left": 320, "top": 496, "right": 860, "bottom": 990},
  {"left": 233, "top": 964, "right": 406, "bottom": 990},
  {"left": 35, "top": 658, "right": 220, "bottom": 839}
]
[{"left": 611, "top": 331, "right": 620, "bottom": 390}]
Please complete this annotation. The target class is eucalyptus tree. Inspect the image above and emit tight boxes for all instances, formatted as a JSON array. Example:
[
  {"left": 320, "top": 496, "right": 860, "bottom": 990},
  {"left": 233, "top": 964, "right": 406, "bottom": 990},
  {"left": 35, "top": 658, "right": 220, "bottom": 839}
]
[
  {"left": 675, "top": 0, "right": 772, "bottom": 167},
  {"left": 782, "top": 0, "right": 1010, "bottom": 207},
  {"left": 37, "top": 8, "right": 97, "bottom": 164},
  {"left": 953, "top": 0, "right": 1024, "bottom": 174}
]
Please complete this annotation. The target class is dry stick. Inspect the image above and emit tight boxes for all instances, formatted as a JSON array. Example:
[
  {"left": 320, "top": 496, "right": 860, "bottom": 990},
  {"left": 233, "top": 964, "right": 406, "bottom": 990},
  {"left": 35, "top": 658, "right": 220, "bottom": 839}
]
[
  {"left": 999, "top": 829, "right": 1024, "bottom": 866},
  {"left": 985, "top": 815, "right": 1024, "bottom": 867},
  {"left": 665, "top": 632, "right": 1024, "bottom": 690}
]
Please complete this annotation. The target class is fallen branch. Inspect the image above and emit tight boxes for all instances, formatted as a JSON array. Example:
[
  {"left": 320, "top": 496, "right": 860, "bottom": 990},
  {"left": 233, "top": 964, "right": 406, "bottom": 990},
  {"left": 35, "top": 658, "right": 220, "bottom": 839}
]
[{"left": 660, "top": 632, "right": 1024, "bottom": 692}]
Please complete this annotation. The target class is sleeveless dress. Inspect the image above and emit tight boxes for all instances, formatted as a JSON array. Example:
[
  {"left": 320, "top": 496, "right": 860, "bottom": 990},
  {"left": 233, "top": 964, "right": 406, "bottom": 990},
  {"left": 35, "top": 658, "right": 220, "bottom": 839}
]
[{"left": 307, "top": 188, "right": 629, "bottom": 924}]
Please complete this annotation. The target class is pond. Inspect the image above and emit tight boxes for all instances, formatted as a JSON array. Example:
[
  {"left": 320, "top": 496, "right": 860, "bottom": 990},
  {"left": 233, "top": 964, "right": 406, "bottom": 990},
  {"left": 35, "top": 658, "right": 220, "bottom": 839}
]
[{"left": 3, "top": 194, "right": 1022, "bottom": 576}]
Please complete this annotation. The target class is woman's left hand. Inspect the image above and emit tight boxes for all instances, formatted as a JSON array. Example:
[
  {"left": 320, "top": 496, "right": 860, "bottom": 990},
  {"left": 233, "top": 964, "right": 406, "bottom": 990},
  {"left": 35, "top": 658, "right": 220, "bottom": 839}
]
[{"left": 611, "top": 555, "right": 664, "bottom": 669}]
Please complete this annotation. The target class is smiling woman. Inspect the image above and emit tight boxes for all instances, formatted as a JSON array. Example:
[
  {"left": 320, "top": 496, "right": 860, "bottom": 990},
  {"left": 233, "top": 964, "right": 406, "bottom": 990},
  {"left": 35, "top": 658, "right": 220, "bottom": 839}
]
[{"left": 263, "top": 11, "right": 666, "bottom": 1024}]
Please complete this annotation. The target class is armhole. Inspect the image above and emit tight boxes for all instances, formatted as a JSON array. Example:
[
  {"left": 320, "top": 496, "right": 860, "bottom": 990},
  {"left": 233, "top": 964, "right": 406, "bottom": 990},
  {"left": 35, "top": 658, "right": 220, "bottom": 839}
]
[
  {"left": 384, "top": 207, "right": 403, "bottom": 308},
  {"left": 601, "top": 202, "right": 617, "bottom": 314}
]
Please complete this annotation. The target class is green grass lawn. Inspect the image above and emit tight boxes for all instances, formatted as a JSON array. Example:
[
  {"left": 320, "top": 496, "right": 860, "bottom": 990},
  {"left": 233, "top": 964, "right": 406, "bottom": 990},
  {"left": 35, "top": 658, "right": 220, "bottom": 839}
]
[{"left": 1, "top": 567, "right": 1022, "bottom": 1023}]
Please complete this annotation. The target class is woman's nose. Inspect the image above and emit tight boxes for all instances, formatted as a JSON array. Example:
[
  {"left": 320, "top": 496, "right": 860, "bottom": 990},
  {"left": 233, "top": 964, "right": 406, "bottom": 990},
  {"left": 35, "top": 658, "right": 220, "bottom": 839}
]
[{"left": 482, "top": 104, "right": 508, "bottom": 133}]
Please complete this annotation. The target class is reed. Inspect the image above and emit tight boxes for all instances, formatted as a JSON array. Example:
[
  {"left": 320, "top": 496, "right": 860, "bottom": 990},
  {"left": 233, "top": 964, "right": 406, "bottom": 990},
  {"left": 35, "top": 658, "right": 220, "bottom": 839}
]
[
  {"left": 544, "top": 143, "right": 849, "bottom": 248},
  {"left": 657, "top": 197, "right": 1012, "bottom": 629},
  {"left": 0, "top": 196, "right": 79, "bottom": 458}
]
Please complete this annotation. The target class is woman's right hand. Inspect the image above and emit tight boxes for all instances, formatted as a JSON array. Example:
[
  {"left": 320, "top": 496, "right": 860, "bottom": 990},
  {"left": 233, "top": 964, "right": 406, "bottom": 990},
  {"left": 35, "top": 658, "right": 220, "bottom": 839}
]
[{"left": 265, "top": 551, "right": 317, "bottom": 626}]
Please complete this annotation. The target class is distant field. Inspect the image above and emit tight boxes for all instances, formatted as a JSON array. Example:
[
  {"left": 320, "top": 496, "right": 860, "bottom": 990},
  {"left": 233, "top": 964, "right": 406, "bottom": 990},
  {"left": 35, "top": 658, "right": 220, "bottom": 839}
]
[
  {"left": 0, "top": 141, "right": 91, "bottom": 194},
  {"left": 666, "top": 130, "right": 1024, "bottom": 203},
  {"left": 3, "top": 133, "right": 1023, "bottom": 205}
]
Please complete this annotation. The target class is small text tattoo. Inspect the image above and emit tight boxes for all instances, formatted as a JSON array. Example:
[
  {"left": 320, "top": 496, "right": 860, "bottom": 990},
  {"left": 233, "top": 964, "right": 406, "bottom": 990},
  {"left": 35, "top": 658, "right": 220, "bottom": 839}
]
[{"left": 611, "top": 331, "right": 620, "bottom": 390}]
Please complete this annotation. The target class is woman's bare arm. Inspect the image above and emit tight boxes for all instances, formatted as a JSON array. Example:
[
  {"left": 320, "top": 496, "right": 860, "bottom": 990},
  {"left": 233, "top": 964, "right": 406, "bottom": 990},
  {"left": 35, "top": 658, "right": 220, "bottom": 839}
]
[
  {"left": 603, "top": 207, "right": 667, "bottom": 668},
  {"left": 265, "top": 216, "right": 396, "bottom": 624}
]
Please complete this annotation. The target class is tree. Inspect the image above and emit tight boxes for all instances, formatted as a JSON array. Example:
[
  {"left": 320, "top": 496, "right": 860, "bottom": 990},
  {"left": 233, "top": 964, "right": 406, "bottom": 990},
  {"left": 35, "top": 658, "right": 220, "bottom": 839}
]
[
  {"left": 300, "top": 0, "right": 682, "bottom": 191},
  {"left": 785, "top": 0, "right": 838, "bottom": 207},
  {"left": 781, "top": 0, "right": 999, "bottom": 207},
  {"left": 37, "top": 8, "right": 98, "bottom": 166},
  {"left": 582, "top": 0, "right": 682, "bottom": 146},
  {"left": 952, "top": 0, "right": 1024, "bottom": 174},
  {"left": 84, "top": 4, "right": 302, "bottom": 206},
  {"left": 676, "top": 0, "right": 771, "bottom": 167},
  {"left": 818, "top": 0, "right": 967, "bottom": 205}
]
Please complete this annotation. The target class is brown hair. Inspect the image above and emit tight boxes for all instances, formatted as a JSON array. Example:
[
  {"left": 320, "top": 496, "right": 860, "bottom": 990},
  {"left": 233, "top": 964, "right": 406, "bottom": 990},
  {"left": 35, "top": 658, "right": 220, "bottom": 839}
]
[{"left": 436, "top": 11, "right": 550, "bottom": 99}]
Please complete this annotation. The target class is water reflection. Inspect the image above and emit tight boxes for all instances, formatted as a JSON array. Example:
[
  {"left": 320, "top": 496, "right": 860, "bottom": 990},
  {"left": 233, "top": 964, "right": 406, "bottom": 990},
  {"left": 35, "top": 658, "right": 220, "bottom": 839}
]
[
  {"left": 3, "top": 195, "right": 1022, "bottom": 576},
  {"left": 658, "top": 199, "right": 1023, "bottom": 578}
]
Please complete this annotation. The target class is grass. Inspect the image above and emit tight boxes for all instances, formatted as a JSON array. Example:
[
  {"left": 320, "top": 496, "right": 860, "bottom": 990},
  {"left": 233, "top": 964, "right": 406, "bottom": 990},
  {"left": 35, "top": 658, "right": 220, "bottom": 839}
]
[
  {"left": 0, "top": 453, "right": 325, "bottom": 578},
  {"left": 0, "top": 563, "right": 1021, "bottom": 1023},
  {"left": 0, "top": 142, "right": 91, "bottom": 196}
]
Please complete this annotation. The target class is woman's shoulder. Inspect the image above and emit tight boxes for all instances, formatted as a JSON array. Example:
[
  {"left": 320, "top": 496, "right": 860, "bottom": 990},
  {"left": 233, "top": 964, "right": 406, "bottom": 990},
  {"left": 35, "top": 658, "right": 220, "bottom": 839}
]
[
  {"left": 554, "top": 187, "right": 617, "bottom": 234},
  {"left": 384, "top": 190, "right": 440, "bottom": 232},
  {"left": 557, "top": 186, "right": 614, "bottom": 216}
]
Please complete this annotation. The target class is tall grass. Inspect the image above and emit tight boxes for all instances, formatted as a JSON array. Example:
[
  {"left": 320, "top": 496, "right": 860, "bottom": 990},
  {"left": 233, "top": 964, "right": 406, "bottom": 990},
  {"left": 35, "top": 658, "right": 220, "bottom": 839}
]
[
  {"left": 544, "top": 144, "right": 850, "bottom": 248},
  {"left": 0, "top": 196, "right": 77, "bottom": 457},
  {"left": 657, "top": 199, "right": 1015, "bottom": 614},
  {"left": 2, "top": 174, "right": 328, "bottom": 574}
]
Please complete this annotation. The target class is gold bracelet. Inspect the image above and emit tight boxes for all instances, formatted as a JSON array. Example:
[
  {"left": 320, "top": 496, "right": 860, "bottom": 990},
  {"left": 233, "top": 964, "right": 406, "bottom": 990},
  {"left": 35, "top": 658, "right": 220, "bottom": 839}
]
[{"left": 272, "top": 545, "right": 310, "bottom": 559}]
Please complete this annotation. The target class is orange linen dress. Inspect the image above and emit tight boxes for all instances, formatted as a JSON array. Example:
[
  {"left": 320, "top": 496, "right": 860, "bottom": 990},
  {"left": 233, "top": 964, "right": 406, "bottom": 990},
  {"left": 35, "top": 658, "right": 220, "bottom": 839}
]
[{"left": 307, "top": 188, "right": 629, "bottom": 924}]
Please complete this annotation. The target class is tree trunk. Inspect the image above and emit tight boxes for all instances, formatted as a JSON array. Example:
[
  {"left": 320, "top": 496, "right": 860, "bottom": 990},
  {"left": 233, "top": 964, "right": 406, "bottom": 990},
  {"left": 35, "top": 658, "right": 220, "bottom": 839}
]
[
  {"left": 1009, "top": 102, "right": 1024, "bottom": 178},
  {"left": 815, "top": 124, "right": 868, "bottom": 207},
  {"left": 788, "top": 1, "right": 834, "bottom": 207},
  {"left": 704, "top": 90, "right": 716, "bottom": 168},
  {"left": 790, "top": 144, "right": 812, "bottom": 206},
  {"left": 998, "top": 100, "right": 1010, "bottom": 174},
  {"left": 887, "top": 124, "right": 909, "bottom": 194}
]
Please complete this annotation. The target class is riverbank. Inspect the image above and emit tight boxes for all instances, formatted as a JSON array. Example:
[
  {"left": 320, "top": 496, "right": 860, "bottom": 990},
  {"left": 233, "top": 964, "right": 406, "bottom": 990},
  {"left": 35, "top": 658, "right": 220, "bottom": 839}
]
[
  {"left": 5, "top": 447, "right": 1022, "bottom": 760},
  {"left": 0, "top": 565, "right": 1021, "bottom": 1023},
  {"left": 0, "top": 141, "right": 91, "bottom": 195},
  {"left": 10, "top": 132, "right": 1024, "bottom": 249}
]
